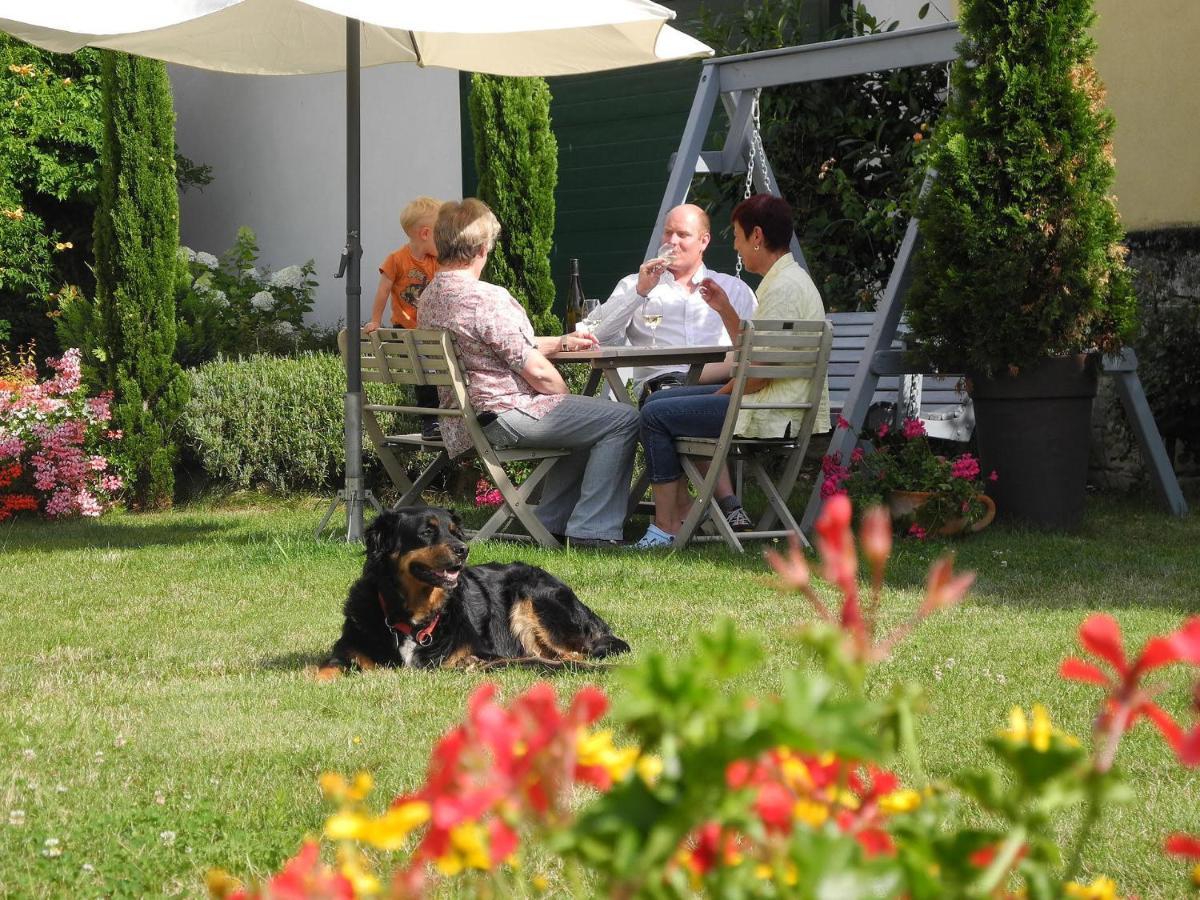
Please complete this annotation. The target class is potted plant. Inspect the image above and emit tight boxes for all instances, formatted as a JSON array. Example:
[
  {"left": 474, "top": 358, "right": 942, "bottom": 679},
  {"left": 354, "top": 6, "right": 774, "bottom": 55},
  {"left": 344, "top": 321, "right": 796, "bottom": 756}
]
[
  {"left": 903, "top": 0, "right": 1137, "bottom": 530},
  {"left": 821, "top": 416, "right": 996, "bottom": 538}
]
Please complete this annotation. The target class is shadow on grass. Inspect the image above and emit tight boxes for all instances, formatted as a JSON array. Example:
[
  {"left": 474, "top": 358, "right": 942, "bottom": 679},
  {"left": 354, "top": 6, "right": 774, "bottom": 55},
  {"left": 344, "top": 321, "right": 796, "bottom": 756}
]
[
  {"left": 0, "top": 517, "right": 235, "bottom": 552},
  {"left": 875, "top": 492, "right": 1200, "bottom": 612}
]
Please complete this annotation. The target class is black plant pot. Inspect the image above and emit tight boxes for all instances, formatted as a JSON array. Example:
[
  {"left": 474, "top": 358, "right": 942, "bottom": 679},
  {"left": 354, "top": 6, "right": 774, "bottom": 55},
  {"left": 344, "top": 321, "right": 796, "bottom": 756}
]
[{"left": 969, "top": 355, "right": 1099, "bottom": 531}]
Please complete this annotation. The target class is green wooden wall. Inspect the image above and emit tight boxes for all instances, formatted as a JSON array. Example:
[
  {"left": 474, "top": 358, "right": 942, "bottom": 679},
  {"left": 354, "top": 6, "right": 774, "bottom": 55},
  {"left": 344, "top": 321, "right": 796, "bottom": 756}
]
[{"left": 462, "top": 0, "right": 845, "bottom": 320}]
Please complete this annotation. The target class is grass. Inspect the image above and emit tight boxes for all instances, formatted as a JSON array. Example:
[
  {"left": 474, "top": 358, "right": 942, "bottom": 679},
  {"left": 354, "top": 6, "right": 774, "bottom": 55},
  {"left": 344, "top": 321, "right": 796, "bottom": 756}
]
[{"left": 1, "top": 491, "right": 1198, "bottom": 897}]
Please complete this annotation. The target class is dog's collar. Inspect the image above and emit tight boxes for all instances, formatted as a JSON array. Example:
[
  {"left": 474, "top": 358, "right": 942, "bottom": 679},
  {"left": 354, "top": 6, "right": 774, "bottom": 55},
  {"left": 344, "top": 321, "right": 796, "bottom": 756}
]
[{"left": 378, "top": 593, "right": 440, "bottom": 647}]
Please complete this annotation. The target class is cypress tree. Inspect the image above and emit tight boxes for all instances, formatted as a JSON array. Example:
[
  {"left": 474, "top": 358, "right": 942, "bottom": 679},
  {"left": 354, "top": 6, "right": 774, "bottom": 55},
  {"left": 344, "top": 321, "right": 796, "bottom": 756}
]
[
  {"left": 468, "top": 74, "right": 559, "bottom": 334},
  {"left": 93, "top": 51, "right": 188, "bottom": 509},
  {"left": 905, "top": 0, "right": 1136, "bottom": 376}
]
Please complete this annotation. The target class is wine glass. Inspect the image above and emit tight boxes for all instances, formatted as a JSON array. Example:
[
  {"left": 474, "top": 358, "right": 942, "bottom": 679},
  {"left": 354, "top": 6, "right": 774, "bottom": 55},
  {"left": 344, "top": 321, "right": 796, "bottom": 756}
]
[
  {"left": 641, "top": 295, "right": 664, "bottom": 348},
  {"left": 654, "top": 242, "right": 677, "bottom": 271}
]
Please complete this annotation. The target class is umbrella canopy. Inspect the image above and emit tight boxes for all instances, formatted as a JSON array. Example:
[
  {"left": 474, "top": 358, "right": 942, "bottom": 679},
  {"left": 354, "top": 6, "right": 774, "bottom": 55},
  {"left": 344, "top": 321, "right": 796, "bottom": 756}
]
[
  {"left": 1, "top": 0, "right": 711, "bottom": 540},
  {"left": 0, "top": 0, "right": 711, "bottom": 75}
]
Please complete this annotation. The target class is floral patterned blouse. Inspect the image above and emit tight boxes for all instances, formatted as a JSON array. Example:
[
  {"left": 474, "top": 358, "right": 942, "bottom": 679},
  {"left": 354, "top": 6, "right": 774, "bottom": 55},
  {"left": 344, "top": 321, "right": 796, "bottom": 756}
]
[{"left": 417, "top": 269, "right": 565, "bottom": 458}]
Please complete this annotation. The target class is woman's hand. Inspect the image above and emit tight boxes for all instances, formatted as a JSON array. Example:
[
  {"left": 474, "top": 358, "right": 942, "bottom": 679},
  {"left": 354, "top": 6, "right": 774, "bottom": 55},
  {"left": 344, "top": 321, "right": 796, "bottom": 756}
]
[
  {"left": 362, "top": 321, "right": 380, "bottom": 334},
  {"left": 697, "top": 277, "right": 732, "bottom": 313},
  {"left": 558, "top": 332, "right": 599, "bottom": 352}
]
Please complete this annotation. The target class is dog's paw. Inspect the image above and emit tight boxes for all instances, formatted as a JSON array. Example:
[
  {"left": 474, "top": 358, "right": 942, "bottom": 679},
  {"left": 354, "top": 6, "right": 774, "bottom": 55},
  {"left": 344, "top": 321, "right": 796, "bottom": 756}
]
[{"left": 314, "top": 664, "right": 343, "bottom": 681}]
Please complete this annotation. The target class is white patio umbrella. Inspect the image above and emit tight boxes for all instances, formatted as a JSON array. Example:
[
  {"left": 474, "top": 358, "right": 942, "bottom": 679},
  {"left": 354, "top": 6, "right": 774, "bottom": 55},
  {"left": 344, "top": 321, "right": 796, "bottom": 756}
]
[{"left": 0, "top": 0, "right": 711, "bottom": 540}]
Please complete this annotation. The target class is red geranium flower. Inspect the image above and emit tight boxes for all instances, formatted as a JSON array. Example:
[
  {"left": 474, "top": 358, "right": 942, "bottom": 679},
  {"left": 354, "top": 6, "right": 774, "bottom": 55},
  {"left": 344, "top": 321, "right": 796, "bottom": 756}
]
[{"left": 1060, "top": 614, "right": 1200, "bottom": 763}]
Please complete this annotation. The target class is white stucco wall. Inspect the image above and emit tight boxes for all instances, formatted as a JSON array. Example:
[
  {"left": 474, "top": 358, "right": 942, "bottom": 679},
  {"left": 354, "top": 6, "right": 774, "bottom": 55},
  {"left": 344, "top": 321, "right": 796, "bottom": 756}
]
[
  {"left": 169, "top": 63, "right": 461, "bottom": 325},
  {"left": 862, "top": 0, "right": 955, "bottom": 29}
]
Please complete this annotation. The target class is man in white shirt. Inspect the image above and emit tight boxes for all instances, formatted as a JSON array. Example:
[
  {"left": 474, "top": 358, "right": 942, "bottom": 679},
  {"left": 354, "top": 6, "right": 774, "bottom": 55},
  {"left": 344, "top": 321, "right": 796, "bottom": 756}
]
[{"left": 588, "top": 204, "right": 757, "bottom": 402}]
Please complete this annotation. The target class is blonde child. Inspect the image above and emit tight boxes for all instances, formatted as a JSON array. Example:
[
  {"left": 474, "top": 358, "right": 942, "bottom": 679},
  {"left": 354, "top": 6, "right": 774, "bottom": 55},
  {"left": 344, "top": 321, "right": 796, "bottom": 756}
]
[
  {"left": 364, "top": 196, "right": 443, "bottom": 438},
  {"left": 365, "top": 195, "right": 442, "bottom": 333}
]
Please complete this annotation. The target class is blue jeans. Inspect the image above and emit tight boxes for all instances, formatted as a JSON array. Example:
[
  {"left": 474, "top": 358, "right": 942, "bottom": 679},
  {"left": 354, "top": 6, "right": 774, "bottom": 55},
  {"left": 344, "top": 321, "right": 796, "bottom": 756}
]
[
  {"left": 482, "top": 395, "right": 640, "bottom": 540},
  {"left": 639, "top": 384, "right": 730, "bottom": 484}
]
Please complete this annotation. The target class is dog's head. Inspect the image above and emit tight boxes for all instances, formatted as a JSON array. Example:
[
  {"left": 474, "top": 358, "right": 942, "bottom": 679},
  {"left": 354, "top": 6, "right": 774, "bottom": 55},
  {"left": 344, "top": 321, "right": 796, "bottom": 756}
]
[{"left": 365, "top": 507, "right": 469, "bottom": 591}]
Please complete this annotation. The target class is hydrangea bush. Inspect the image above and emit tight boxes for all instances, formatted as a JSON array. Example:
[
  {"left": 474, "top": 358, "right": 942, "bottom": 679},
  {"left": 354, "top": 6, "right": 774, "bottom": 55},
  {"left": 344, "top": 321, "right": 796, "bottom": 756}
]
[
  {"left": 175, "top": 226, "right": 321, "bottom": 365},
  {"left": 0, "top": 346, "right": 123, "bottom": 520},
  {"left": 208, "top": 497, "right": 1200, "bottom": 898}
]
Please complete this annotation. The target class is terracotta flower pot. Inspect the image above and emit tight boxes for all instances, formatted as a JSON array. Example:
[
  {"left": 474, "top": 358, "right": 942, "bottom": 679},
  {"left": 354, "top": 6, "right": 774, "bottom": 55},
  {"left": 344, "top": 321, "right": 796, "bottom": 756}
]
[{"left": 888, "top": 490, "right": 996, "bottom": 537}]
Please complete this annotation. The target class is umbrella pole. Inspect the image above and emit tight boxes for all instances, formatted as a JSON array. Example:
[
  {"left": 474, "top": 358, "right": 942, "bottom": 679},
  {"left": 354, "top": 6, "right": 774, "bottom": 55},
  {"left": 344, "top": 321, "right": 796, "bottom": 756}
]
[{"left": 342, "top": 17, "right": 366, "bottom": 541}]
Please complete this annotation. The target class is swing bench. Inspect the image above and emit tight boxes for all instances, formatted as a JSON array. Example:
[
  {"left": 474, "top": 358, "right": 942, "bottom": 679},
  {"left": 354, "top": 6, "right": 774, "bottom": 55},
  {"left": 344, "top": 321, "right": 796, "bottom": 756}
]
[{"left": 651, "top": 22, "right": 1186, "bottom": 533}]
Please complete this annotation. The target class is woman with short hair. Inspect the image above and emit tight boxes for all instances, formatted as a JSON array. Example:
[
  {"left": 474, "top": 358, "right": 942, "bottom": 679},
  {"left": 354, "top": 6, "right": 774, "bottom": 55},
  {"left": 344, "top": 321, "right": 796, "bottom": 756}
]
[
  {"left": 634, "top": 193, "right": 830, "bottom": 549},
  {"left": 418, "top": 199, "right": 639, "bottom": 547}
]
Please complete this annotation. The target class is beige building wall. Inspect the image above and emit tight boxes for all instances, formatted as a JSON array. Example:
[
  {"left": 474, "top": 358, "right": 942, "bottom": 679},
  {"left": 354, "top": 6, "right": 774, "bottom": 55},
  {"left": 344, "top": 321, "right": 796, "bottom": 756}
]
[
  {"left": 1092, "top": 0, "right": 1200, "bottom": 231},
  {"left": 934, "top": 0, "right": 1200, "bottom": 231}
]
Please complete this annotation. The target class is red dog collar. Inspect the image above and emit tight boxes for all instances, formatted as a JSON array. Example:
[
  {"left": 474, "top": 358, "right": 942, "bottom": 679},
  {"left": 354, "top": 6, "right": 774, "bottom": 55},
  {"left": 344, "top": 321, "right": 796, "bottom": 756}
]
[{"left": 378, "top": 593, "right": 440, "bottom": 647}]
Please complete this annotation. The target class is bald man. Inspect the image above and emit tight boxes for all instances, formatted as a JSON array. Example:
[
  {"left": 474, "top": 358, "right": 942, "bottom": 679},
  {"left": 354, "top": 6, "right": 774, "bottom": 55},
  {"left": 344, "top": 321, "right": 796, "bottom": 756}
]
[{"left": 587, "top": 204, "right": 758, "bottom": 402}]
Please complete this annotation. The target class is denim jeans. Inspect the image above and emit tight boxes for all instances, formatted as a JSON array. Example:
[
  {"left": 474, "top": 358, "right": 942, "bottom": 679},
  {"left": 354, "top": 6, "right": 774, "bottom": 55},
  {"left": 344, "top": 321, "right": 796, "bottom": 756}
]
[
  {"left": 639, "top": 384, "right": 729, "bottom": 484},
  {"left": 482, "top": 395, "right": 640, "bottom": 540}
]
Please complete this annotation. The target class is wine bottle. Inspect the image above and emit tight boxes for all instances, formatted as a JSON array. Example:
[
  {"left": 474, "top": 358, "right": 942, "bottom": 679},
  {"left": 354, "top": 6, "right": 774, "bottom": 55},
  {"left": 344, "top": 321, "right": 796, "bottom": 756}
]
[{"left": 564, "top": 258, "right": 585, "bottom": 333}]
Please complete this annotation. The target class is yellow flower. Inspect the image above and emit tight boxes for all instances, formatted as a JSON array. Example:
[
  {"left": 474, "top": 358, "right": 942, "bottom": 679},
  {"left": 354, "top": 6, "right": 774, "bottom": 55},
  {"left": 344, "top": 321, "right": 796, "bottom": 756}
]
[
  {"left": 879, "top": 789, "right": 922, "bottom": 815},
  {"left": 531, "top": 873, "right": 550, "bottom": 892},
  {"left": 1064, "top": 875, "right": 1118, "bottom": 899},
  {"left": 636, "top": 754, "right": 664, "bottom": 786},
  {"left": 319, "top": 772, "right": 349, "bottom": 799},
  {"left": 435, "top": 822, "right": 491, "bottom": 875},
  {"left": 8, "top": 63, "right": 35, "bottom": 76},
  {"left": 358, "top": 802, "right": 430, "bottom": 851},
  {"left": 325, "top": 811, "right": 367, "bottom": 841},
  {"left": 61, "top": 77, "right": 72, "bottom": 85},
  {"left": 337, "top": 847, "right": 381, "bottom": 896},
  {"left": 793, "top": 798, "right": 830, "bottom": 828},
  {"left": 1000, "top": 704, "right": 1079, "bottom": 751},
  {"left": 348, "top": 771, "right": 374, "bottom": 801},
  {"left": 576, "top": 729, "right": 638, "bottom": 783},
  {"left": 204, "top": 869, "right": 243, "bottom": 899},
  {"left": 54, "top": 241, "right": 73, "bottom": 251},
  {"left": 1, "top": 207, "right": 24, "bottom": 221},
  {"left": 779, "top": 754, "right": 812, "bottom": 791}
]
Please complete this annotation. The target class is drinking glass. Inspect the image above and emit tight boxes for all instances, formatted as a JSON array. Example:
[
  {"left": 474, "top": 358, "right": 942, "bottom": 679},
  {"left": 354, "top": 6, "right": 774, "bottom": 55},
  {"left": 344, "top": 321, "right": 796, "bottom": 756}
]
[
  {"left": 654, "top": 242, "right": 677, "bottom": 268},
  {"left": 642, "top": 295, "right": 664, "bottom": 348},
  {"left": 575, "top": 298, "right": 601, "bottom": 333}
]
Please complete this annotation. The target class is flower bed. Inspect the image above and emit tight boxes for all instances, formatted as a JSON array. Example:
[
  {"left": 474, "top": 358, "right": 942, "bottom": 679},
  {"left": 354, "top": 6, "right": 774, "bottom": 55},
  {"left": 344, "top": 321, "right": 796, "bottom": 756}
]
[
  {"left": 208, "top": 498, "right": 1200, "bottom": 898},
  {"left": 0, "top": 347, "right": 123, "bottom": 519}
]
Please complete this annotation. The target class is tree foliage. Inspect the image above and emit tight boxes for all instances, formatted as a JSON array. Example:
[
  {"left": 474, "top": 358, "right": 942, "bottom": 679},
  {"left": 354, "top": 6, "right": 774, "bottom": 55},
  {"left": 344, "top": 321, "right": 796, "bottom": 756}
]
[
  {"left": 904, "top": 0, "right": 1136, "bottom": 376},
  {"left": 93, "top": 51, "right": 189, "bottom": 509},
  {"left": 0, "top": 36, "right": 103, "bottom": 352},
  {"left": 468, "top": 74, "right": 559, "bottom": 334},
  {"left": 698, "top": 2, "right": 946, "bottom": 310}
]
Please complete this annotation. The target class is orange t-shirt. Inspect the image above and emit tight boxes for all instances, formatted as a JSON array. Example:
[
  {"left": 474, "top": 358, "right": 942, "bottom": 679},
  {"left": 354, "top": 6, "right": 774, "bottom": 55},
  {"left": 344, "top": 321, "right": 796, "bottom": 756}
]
[{"left": 379, "top": 245, "right": 439, "bottom": 328}]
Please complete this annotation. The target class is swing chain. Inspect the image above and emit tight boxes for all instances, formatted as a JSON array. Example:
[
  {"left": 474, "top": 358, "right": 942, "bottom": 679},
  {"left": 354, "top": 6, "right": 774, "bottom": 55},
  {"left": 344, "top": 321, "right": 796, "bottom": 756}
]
[{"left": 736, "top": 89, "right": 771, "bottom": 277}]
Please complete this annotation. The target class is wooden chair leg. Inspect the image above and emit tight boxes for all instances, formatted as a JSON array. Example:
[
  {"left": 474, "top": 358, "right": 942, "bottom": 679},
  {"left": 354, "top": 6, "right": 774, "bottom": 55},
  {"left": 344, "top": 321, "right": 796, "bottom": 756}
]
[
  {"left": 677, "top": 455, "right": 743, "bottom": 552},
  {"left": 474, "top": 457, "right": 563, "bottom": 548},
  {"left": 748, "top": 457, "right": 811, "bottom": 549},
  {"left": 756, "top": 444, "right": 808, "bottom": 532},
  {"left": 392, "top": 450, "right": 452, "bottom": 509}
]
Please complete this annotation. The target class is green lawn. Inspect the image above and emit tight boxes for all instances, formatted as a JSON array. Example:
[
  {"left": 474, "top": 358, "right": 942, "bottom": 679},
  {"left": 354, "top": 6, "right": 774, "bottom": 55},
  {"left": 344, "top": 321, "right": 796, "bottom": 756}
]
[{"left": 1, "top": 492, "right": 1198, "bottom": 898}]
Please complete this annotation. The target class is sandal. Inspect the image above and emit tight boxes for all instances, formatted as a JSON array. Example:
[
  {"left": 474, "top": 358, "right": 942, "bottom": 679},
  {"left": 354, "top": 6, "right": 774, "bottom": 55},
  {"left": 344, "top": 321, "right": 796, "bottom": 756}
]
[{"left": 632, "top": 524, "right": 675, "bottom": 549}]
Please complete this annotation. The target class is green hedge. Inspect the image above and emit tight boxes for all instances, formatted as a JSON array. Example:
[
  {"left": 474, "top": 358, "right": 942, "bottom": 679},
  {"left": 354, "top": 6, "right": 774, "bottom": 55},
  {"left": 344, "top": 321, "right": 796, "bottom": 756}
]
[{"left": 181, "top": 352, "right": 415, "bottom": 492}]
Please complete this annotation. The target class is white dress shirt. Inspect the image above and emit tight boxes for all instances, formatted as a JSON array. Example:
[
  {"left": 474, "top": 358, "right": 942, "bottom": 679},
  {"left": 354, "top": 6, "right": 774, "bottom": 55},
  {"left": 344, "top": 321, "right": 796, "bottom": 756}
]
[{"left": 589, "top": 264, "right": 757, "bottom": 395}]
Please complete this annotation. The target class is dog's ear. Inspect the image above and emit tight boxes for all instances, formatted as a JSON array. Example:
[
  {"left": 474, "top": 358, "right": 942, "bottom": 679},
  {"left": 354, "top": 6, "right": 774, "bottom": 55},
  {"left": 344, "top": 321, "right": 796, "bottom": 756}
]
[
  {"left": 450, "top": 509, "right": 464, "bottom": 531},
  {"left": 364, "top": 511, "right": 400, "bottom": 557}
]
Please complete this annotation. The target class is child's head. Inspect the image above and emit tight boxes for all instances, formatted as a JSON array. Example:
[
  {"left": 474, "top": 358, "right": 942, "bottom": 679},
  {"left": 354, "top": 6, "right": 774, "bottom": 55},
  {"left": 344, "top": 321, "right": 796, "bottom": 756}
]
[{"left": 401, "top": 196, "right": 443, "bottom": 259}]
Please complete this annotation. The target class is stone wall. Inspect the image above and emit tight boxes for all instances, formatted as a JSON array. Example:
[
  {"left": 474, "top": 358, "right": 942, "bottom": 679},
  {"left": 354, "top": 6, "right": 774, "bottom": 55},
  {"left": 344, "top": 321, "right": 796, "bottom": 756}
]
[{"left": 1090, "top": 227, "right": 1200, "bottom": 492}]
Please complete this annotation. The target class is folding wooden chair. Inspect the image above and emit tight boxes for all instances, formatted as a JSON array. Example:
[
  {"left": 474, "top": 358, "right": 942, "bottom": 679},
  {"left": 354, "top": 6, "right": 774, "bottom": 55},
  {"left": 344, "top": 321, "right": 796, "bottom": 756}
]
[
  {"left": 673, "top": 319, "right": 833, "bottom": 552},
  {"left": 344, "top": 328, "right": 570, "bottom": 549}
]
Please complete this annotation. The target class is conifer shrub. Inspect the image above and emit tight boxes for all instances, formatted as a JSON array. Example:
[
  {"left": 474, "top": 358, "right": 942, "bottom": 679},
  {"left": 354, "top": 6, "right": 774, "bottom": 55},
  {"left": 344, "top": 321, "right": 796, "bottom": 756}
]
[
  {"left": 92, "top": 51, "right": 189, "bottom": 508},
  {"left": 468, "top": 74, "right": 559, "bottom": 334},
  {"left": 904, "top": 0, "right": 1136, "bottom": 377}
]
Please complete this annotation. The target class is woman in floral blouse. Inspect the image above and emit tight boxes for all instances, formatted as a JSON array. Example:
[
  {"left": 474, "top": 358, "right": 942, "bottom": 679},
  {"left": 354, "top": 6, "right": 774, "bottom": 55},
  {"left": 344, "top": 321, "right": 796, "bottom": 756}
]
[{"left": 417, "top": 199, "right": 640, "bottom": 548}]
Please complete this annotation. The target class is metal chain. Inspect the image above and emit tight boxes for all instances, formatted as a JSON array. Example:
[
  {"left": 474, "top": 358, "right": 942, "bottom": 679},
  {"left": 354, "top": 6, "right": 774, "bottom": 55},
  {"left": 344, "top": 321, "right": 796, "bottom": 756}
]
[{"left": 736, "top": 89, "right": 769, "bottom": 277}]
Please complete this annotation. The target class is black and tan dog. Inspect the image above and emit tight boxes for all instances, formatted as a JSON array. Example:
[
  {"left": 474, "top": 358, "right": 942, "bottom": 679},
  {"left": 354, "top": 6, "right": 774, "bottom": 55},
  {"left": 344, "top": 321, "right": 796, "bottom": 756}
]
[{"left": 318, "top": 507, "right": 630, "bottom": 676}]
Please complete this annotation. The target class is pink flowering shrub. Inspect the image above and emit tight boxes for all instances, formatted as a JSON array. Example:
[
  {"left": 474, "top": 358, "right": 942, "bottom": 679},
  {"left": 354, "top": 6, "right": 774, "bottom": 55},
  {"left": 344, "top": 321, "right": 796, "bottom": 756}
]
[
  {"left": 0, "top": 347, "right": 124, "bottom": 519},
  {"left": 824, "top": 414, "right": 996, "bottom": 536}
]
